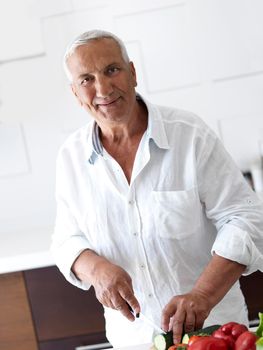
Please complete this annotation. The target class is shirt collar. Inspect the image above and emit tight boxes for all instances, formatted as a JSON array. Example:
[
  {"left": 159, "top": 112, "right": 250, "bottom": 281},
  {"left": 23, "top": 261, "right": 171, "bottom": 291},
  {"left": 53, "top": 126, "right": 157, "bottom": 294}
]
[
  {"left": 87, "top": 94, "right": 170, "bottom": 164},
  {"left": 143, "top": 95, "right": 170, "bottom": 150},
  {"left": 87, "top": 121, "right": 102, "bottom": 164}
]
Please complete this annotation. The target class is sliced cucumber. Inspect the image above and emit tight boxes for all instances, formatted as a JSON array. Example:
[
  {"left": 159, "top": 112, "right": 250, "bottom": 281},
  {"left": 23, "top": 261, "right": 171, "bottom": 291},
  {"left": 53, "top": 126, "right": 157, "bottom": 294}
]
[
  {"left": 181, "top": 334, "right": 190, "bottom": 344},
  {"left": 154, "top": 331, "right": 173, "bottom": 350}
]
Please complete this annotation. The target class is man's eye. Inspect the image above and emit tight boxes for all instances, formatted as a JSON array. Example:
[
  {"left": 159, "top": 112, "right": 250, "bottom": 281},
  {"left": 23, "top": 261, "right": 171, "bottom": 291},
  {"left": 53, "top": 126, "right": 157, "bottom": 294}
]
[
  {"left": 81, "top": 77, "right": 92, "bottom": 86},
  {"left": 107, "top": 67, "right": 120, "bottom": 75}
]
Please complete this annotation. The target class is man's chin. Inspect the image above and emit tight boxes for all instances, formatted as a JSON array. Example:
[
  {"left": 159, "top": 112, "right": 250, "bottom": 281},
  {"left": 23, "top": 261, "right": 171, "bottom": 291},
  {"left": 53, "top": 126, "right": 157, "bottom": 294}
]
[
  {"left": 98, "top": 113, "right": 126, "bottom": 124},
  {"left": 96, "top": 108, "right": 125, "bottom": 122}
]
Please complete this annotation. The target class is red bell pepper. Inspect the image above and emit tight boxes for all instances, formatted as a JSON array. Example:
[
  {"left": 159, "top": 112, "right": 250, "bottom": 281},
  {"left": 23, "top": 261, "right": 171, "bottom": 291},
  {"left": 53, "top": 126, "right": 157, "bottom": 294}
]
[
  {"left": 234, "top": 331, "right": 258, "bottom": 350},
  {"left": 212, "top": 329, "right": 235, "bottom": 349},
  {"left": 220, "top": 323, "right": 239, "bottom": 335},
  {"left": 188, "top": 336, "right": 228, "bottom": 350},
  {"left": 219, "top": 322, "right": 248, "bottom": 340},
  {"left": 231, "top": 324, "right": 248, "bottom": 340}
]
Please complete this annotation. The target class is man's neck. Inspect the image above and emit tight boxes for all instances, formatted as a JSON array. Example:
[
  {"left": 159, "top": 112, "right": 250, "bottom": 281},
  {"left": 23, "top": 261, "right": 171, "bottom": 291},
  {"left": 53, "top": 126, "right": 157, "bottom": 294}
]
[
  {"left": 98, "top": 99, "right": 148, "bottom": 145},
  {"left": 97, "top": 99, "right": 148, "bottom": 184}
]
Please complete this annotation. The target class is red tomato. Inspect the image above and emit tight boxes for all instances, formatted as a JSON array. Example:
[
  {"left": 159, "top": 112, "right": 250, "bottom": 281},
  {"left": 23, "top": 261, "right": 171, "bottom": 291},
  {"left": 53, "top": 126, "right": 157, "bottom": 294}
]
[
  {"left": 188, "top": 336, "right": 204, "bottom": 346},
  {"left": 168, "top": 345, "right": 177, "bottom": 350},
  {"left": 188, "top": 336, "right": 228, "bottom": 350},
  {"left": 168, "top": 344, "right": 188, "bottom": 350}
]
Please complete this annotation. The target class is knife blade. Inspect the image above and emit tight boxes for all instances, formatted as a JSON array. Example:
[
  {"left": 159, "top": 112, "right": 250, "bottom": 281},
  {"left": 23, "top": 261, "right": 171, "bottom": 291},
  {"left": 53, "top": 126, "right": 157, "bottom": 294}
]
[
  {"left": 126, "top": 302, "right": 165, "bottom": 334},
  {"left": 139, "top": 313, "right": 166, "bottom": 334}
]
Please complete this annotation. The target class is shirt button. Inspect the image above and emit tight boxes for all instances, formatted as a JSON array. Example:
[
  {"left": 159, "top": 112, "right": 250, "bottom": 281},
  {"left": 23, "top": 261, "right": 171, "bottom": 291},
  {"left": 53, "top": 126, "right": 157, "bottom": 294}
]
[
  {"left": 133, "top": 232, "right": 138, "bottom": 237},
  {"left": 128, "top": 200, "right": 134, "bottom": 205},
  {"left": 148, "top": 293, "right": 153, "bottom": 298},
  {"left": 140, "top": 264, "right": 145, "bottom": 269}
]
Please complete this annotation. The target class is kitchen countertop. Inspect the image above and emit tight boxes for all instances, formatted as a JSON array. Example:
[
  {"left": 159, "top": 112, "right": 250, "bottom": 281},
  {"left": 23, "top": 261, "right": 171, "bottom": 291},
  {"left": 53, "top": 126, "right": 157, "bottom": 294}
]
[
  {"left": 109, "top": 344, "right": 152, "bottom": 350},
  {"left": 76, "top": 344, "right": 152, "bottom": 350},
  {"left": 0, "top": 226, "right": 54, "bottom": 274},
  {"left": 0, "top": 250, "right": 54, "bottom": 274}
]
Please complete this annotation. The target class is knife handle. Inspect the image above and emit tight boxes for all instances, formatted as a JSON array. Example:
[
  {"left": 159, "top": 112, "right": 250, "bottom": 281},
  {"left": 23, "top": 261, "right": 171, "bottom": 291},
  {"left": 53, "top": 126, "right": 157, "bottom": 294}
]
[{"left": 126, "top": 302, "right": 140, "bottom": 318}]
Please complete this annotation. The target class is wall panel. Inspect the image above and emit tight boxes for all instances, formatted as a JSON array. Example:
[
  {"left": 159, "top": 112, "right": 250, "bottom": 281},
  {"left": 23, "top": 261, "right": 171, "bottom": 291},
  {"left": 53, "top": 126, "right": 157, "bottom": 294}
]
[{"left": 0, "top": 0, "right": 44, "bottom": 62}]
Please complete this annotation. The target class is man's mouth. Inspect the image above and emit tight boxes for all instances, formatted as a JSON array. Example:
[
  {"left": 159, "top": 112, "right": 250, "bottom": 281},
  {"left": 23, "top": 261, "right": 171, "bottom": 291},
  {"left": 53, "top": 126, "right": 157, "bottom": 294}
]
[{"left": 96, "top": 97, "right": 120, "bottom": 108}]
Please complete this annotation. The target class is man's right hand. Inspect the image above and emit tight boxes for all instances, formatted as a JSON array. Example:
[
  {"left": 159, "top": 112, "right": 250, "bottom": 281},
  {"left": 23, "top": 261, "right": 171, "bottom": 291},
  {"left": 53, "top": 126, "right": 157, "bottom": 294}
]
[{"left": 72, "top": 249, "right": 140, "bottom": 321}]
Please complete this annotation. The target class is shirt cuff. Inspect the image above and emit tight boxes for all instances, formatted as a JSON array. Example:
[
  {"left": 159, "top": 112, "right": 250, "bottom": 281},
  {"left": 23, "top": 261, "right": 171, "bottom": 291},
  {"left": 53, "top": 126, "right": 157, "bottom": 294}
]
[
  {"left": 211, "top": 223, "right": 263, "bottom": 275},
  {"left": 50, "top": 235, "right": 92, "bottom": 290}
]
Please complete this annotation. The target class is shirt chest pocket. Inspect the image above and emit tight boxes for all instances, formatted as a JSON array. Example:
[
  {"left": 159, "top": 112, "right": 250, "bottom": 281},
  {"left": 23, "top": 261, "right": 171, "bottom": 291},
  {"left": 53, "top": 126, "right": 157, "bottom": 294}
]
[{"left": 152, "top": 188, "right": 201, "bottom": 239}]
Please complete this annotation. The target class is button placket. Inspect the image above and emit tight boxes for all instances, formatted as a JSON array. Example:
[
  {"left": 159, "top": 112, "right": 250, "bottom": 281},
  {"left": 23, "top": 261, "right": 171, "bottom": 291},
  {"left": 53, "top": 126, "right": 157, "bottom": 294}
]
[
  {"left": 127, "top": 186, "right": 146, "bottom": 267},
  {"left": 127, "top": 184, "right": 156, "bottom": 304}
]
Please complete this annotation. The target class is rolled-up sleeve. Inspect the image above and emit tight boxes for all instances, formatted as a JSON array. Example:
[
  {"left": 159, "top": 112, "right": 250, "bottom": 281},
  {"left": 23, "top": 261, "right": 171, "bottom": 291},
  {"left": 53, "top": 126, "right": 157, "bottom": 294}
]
[
  {"left": 212, "top": 223, "right": 263, "bottom": 274},
  {"left": 197, "top": 130, "right": 263, "bottom": 274},
  {"left": 51, "top": 150, "right": 92, "bottom": 290}
]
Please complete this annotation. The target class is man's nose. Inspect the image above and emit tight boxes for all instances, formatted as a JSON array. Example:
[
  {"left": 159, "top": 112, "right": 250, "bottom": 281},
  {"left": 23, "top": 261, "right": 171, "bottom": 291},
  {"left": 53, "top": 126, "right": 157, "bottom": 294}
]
[{"left": 95, "top": 76, "right": 113, "bottom": 98}]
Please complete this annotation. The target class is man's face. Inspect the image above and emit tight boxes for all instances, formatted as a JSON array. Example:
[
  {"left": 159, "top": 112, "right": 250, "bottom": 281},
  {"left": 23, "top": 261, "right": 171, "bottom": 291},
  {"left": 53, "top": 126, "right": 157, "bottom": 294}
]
[{"left": 67, "top": 38, "right": 138, "bottom": 125}]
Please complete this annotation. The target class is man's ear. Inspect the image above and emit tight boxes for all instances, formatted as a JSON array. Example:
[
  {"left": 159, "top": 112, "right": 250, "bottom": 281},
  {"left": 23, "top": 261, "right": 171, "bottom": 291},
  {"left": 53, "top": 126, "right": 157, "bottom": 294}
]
[
  {"left": 129, "top": 61, "right": 137, "bottom": 88},
  {"left": 71, "top": 83, "right": 83, "bottom": 106}
]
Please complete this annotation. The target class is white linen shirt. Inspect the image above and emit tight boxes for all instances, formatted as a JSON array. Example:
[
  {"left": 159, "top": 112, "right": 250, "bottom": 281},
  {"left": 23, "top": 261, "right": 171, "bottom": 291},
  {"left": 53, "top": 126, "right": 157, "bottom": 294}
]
[{"left": 51, "top": 96, "right": 263, "bottom": 347}]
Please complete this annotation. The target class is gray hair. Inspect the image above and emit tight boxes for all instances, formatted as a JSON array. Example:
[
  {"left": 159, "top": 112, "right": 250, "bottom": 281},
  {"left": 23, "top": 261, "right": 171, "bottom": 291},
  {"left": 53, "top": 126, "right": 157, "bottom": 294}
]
[{"left": 63, "top": 29, "right": 130, "bottom": 82}]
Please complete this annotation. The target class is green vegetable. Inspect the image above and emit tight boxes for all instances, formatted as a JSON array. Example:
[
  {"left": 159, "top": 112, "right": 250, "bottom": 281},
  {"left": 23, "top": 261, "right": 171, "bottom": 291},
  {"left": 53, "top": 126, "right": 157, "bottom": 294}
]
[
  {"left": 154, "top": 331, "right": 173, "bottom": 350},
  {"left": 256, "top": 312, "right": 263, "bottom": 338},
  {"left": 256, "top": 337, "right": 263, "bottom": 350},
  {"left": 182, "top": 324, "right": 221, "bottom": 344},
  {"left": 154, "top": 324, "right": 221, "bottom": 349}
]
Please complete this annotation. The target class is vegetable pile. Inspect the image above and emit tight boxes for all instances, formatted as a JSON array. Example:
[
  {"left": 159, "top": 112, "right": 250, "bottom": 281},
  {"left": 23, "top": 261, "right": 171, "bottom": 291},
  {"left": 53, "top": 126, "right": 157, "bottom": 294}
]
[{"left": 153, "top": 312, "right": 263, "bottom": 350}]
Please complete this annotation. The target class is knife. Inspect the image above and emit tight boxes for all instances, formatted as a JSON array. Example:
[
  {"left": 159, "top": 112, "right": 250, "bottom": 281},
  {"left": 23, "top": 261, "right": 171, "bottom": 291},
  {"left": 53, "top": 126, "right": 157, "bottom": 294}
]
[
  {"left": 126, "top": 302, "right": 166, "bottom": 334},
  {"left": 139, "top": 313, "right": 166, "bottom": 334}
]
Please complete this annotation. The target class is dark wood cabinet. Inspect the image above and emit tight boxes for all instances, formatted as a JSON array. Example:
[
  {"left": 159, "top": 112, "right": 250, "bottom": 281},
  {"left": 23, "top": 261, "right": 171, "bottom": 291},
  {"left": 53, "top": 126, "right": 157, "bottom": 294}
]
[
  {"left": 240, "top": 271, "right": 263, "bottom": 323},
  {"left": 23, "top": 266, "right": 108, "bottom": 350}
]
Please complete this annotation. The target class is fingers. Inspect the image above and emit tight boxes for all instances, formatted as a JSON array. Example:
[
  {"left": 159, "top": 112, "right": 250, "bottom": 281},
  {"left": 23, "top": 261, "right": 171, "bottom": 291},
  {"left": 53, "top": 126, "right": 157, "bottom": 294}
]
[
  {"left": 162, "top": 300, "right": 189, "bottom": 344},
  {"left": 115, "top": 290, "right": 141, "bottom": 321},
  {"left": 111, "top": 298, "right": 140, "bottom": 321},
  {"left": 161, "top": 301, "right": 176, "bottom": 332},
  {"left": 172, "top": 311, "right": 186, "bottom": 344},
  {"left": 96, "top": 279, "right": 140, "bottom": 321},
  {"left": 162, "top": 294, "right": 211, "bottom": 344},
  {"left": 120, "top": 290, "right": 141, "bottom": 316},
  {"left": 184, "top": 305, "right": 196, "bottom": 333},
  {"left": 195, "top": 310, "right": 208, "bottom": 330},
  {"left": 92, "top": 262, "right": 141, "bottom": 322}
]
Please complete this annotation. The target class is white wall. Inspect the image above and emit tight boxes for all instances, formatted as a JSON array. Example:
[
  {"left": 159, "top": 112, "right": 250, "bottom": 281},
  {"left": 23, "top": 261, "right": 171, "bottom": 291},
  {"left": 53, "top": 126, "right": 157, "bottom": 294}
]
[{"left": 1, "top": 0, "right": 263, "bottom": 272}]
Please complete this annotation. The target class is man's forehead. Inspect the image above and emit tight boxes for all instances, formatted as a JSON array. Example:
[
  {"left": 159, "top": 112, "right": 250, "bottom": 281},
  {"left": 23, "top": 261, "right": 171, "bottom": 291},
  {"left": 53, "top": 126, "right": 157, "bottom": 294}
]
[
  {"left": 76, "top": 37, "right": 121, "bottom": 56},
  {"left": 68, "top": 39, "right": 125, "bottom": 76}
]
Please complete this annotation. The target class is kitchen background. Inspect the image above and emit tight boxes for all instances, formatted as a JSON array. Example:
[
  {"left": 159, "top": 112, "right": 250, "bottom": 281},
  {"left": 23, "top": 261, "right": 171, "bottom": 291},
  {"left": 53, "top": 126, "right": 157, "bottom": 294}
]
[
  {"left": 1, "top": 0, "right": 263, "bottom": 272},
  {"left": 0, "top": 0, "right": 263, "bottom": 349}
]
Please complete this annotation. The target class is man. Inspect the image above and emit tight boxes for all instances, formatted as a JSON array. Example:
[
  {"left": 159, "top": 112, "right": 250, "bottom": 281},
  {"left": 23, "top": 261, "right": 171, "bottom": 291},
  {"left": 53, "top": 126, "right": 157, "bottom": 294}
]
[{"left": 51, "top": 29, "right": 263, "bottom": 347}]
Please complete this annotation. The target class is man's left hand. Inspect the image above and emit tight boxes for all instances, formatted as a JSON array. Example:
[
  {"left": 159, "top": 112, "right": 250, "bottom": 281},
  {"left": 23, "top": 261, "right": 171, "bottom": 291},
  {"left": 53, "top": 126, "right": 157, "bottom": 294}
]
[{"left": 161, "top": 292, "right": 211, "bottom": 344}]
